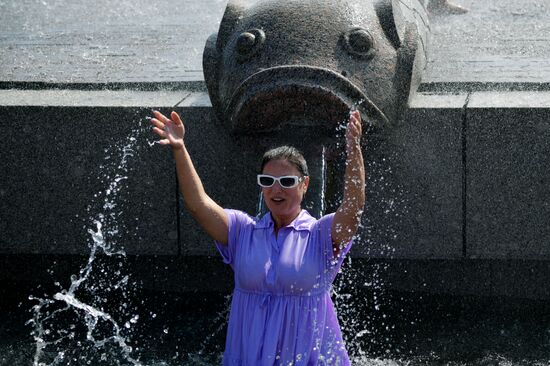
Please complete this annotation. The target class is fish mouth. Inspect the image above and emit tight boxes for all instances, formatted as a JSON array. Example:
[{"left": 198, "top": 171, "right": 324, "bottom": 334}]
[{"left": 225, "top": 65, "right": 389, "bottom": 134}]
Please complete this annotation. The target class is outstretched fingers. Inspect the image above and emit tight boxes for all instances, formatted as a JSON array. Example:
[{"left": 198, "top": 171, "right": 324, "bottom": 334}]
[
  {"left": 152, "top": 110, "right": 170, "bottom": 123},
  {"left": 151, "top": 111, "right": 169, "bottom": 134},
  {"left": 171, "top": 111, "right": 183, "bottom": 125},
  {"left": 152, "top": 127, "right": 170, "bottom": 145},
  {"left": 150, "top": 118, "right": 165, "bottom": 130},
  {"left": 151, "top": 111, "right": 170, "bottom": 145},
  {"left": 151, "top": 110, "right": 185, "bottom": 149},
  {"left": 152, "top": 126, "right": 167, "bottom": 138}
]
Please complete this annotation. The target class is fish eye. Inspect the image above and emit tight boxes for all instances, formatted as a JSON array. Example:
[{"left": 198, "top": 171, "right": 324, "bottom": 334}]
[
  {"left": 342, "top": 27, "right": 375, "bottom": 59},
  {"left": 236, "top": 28, "right": 265, "bottom": 62}
]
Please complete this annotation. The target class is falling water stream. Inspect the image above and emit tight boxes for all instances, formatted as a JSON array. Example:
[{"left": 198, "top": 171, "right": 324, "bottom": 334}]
[{"left": 26, "top": 117, "right": 151, "bottom": 366}]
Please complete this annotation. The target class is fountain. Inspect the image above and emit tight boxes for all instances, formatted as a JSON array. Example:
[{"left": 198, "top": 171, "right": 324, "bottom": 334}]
[{"left": 2, "top": 0, "right": 550, "bottom": 364}]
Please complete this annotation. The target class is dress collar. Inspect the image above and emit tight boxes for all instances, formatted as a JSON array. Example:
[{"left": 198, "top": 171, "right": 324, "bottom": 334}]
[{"left": 255, "top": 209, "right": 314, "bottom": 231}]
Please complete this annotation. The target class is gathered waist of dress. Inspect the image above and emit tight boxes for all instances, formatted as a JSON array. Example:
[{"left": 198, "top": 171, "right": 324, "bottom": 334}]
[{"left": 233, "top": 287, "right": 331, "bottom": 298}]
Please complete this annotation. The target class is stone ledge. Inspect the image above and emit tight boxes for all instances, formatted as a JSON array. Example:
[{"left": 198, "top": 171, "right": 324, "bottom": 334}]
[
  {"left": 410, "top": 92, "right": 468, "bottom": 109},
  {"left": 469, "top": 91, "right": 550, "bottom": 108},
  {"left": 4, "top": 89, "right": 550, "bottom": 110},
  {"left": 0, "top": 89, "right": 212, "bottom": 107},
  {"left": 412, "top": 91, "right": 550, "bottom": 109}
]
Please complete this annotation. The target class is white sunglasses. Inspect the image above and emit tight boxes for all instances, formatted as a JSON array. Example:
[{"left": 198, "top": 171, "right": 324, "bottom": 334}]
[{"left": 257, "top": 174, "right": 304, "bottom": 188}]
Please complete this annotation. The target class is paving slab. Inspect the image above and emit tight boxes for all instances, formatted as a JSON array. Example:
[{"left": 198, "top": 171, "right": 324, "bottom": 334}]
[
  {"left": 0, "top": 0, "right": 227, "bottom": 84},
  {"left": 425, "top": 0, "right": 550, "bottom": 88},
  {"left": 2, "top": 0, "right": 549, "bottom": 87}
]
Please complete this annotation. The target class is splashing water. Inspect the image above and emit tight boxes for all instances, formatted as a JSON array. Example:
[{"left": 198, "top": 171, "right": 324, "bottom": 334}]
[
  {"left": 27, "top": 117, "right": 150, "bottom": 366},
  {"left": 329, "top": 104, "right": 413, "bottom": 362}
]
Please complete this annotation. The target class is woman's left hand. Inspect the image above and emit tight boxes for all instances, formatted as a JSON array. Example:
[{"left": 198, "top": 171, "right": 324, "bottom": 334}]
[
  {"left": 332, "top": 109, "right": 365, "bottom": 256},
  {"left": 346, "top": 110, "right": 362, "bottom": 154}
]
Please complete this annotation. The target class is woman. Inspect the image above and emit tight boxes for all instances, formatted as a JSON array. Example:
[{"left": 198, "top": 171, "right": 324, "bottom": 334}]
[{"left": 151, "top": 109, "right": 365, "bottom": 365}]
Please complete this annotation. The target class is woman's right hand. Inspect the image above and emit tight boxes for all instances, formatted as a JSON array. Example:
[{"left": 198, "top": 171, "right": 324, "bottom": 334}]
[{"left": 151, "top": 110, "right": 185, "bottom": 150}]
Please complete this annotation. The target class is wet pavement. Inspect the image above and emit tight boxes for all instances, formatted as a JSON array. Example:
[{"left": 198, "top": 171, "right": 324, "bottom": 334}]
[
  {"left": 1, "top": 0, "right": 549, "bottom": 86},
  {"left": 0, "top": 0, "right": 227, "bottom": 84},
  {"left": 426, "top": 0, "right": 550, "bottom": 87}
]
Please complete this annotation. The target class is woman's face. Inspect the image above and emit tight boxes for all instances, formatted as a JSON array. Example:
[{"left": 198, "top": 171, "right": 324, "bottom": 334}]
[{"left": 262, "top": 159, "right": 309, "bottom": 221}]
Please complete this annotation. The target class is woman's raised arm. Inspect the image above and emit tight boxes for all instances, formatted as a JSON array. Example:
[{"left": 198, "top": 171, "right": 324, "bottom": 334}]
[
  {"left": 151, "top": 110, "right": 229, "bottom": 245},
  {"left": 331, "top": 110, "right": 366, "bottom": 257}
]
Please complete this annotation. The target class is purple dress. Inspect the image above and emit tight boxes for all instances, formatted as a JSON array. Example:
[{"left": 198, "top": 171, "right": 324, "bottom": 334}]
[{"left": 215, "top": 209, "right": 352, "bottom": 366}]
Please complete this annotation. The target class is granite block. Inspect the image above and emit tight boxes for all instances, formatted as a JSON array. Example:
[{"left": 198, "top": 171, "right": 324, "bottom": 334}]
[
  {"left": 466, "top": 106, "right": 550, "bottom": 259},
  {"left": 0, "top": 105, "right": 178, "bottom": 255},
  {"left": 352, "top": 105, "right": 464, "bottom": 259}
]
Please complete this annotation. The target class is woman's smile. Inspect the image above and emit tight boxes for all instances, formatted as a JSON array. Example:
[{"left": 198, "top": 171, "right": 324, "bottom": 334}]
[{"left": 261, "top": 159, "right": 309, "bottom": 228}]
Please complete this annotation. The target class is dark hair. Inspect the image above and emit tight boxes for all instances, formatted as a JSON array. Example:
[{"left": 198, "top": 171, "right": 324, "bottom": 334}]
[{"left": 260, "top": 146, "right": 309, "bottom": 176}]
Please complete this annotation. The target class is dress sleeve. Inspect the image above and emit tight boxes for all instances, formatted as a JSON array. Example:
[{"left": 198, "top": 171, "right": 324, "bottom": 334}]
[
  {"left": 316, "top": 213, "right": 353, "bottom": 282},
  {"left": 214, "top": 209, "right": 249, "bottom": 267}
]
